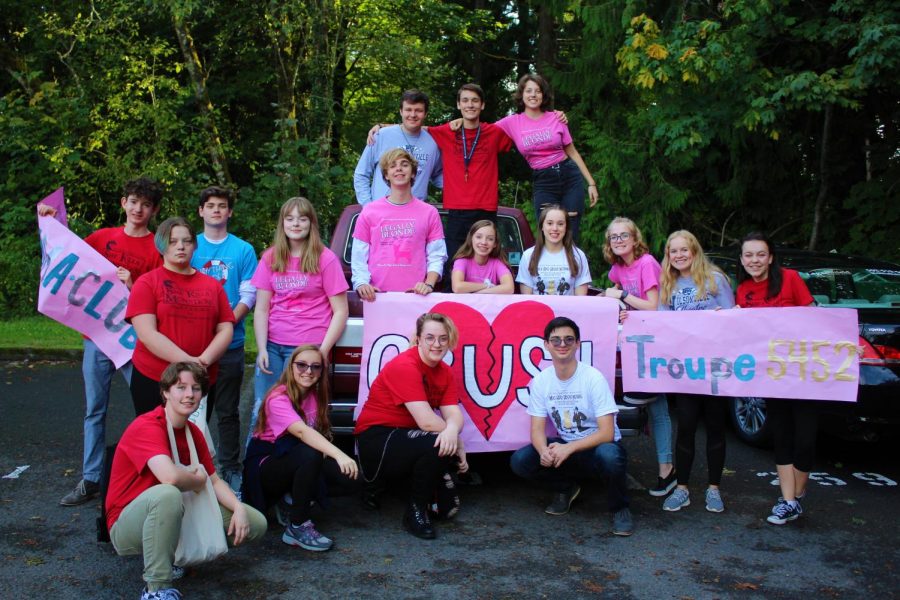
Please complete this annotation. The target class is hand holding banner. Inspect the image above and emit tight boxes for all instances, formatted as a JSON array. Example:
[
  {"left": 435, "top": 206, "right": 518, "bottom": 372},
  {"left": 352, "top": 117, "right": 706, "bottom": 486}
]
[
  {"left": 38, "top": 215, "right": 136, "bottom": 368},
  {"left": 356, "top": 293, "right": 621, "bottom": 452},
  {"left": 620, "top": 307, "right": 859, "bottom": 402}
]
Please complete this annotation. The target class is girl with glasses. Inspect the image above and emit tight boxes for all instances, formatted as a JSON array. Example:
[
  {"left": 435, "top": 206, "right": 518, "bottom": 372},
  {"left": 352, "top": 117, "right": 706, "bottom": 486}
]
[
  {"left": 243, "top": 344, "right": 358, "bottom": 552},
  {"left": 658, "top": 231, "right": 735, "bottom": 514},
  {"left": 355, "top": 313, "right": 468, "bottom": 540},
  {"left": 249, "top": 197, "right": 349, "bottom": 433},
  {"left": 516, "top": 205, "right": 591, "bottom": 296},
  {"left": 601, "top": 216, "right": 676, "bottom": 499}
]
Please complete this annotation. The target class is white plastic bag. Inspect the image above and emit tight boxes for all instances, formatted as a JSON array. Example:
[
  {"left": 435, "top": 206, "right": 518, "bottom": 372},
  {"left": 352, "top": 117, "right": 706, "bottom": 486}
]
[{"left": 166, "top": 419, "right": 228, "bottom": 567}]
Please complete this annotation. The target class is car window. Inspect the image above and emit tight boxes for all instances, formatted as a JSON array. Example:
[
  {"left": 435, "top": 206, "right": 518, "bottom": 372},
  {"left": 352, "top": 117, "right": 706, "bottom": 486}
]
[
  {"left": 342, "top": 211, "right": 525, "bottom": 267},
  {"left": 802, "top": 268, "right": 900, "bottom": 306}
]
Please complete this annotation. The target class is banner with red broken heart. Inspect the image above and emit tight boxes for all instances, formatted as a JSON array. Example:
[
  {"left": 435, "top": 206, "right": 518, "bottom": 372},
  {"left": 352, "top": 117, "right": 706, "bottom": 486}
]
[{"left": 356, "top": 292, "right": 619, "bottom": 452}]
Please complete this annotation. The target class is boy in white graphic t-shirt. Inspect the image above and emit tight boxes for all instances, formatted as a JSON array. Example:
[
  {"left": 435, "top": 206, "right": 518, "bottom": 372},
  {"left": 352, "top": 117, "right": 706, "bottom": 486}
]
[{"left": 510, "top": 316, "right": 633, "bottom": 536}]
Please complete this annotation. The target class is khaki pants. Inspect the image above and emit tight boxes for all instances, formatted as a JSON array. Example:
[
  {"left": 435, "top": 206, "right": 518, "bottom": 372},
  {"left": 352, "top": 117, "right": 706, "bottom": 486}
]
[{"left": 110, "top": 484, "right": 267, "bottom": 592}]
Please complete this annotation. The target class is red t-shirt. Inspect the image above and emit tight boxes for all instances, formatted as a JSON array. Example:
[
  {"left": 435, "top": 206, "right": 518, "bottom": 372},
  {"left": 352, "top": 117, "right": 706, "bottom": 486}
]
[
  {"left": 125, "top": 267, "right": 235, "bottom": 382},
  {"left": 354, "top": 347, "right": 459, "bottom": 434},
  {"left": 736, "top": 268, "right": 814, "bottom": 308},
  {"left": 105, "top": 405, "right": 215, "bottom": 530},
  {"left": 85, "top": 227, "right": 162, "bottom": 281},
  {"left": 428, "top": 122, "right": 512, "bottom": 211}
]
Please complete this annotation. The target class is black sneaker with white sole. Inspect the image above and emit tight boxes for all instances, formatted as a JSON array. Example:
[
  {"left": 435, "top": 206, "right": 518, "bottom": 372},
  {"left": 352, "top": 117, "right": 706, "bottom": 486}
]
[
  {"left": 648, "top": 469, "right": 677, "bottom": 497},
  {"left": 545, "top": 484, "right": 581, "bottom": 515}
]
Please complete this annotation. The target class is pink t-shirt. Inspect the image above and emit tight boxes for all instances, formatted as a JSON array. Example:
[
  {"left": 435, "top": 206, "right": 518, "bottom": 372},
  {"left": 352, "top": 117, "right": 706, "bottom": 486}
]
[
  {"left": 452, "top": 256, "right": 511, "bottom": 286},
  {"left": 608, "top": 253, "right": 662, "bottom": 301},
  {"left": 495, "top": 112, "right": 573, "bottom": 170},
  {"left": 251, "top": 247, "right": 349, "bottom": 346},
  {"left": 254, "top": 385, "right": 318, "bottom": 442},
  {"left": 353, "top": 197, "right": 444, "bottom": 292}
]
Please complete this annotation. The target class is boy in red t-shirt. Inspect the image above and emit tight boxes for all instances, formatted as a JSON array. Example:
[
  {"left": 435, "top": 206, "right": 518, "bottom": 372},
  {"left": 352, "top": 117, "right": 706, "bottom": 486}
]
[{"left": 40, "top": 178, "right": 164, "bottom": 507}]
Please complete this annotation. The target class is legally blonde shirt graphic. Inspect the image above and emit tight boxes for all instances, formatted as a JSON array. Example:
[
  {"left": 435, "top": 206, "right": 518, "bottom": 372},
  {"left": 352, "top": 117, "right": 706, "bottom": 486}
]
[
  {"left": 251, "top": 247, "right": 349, "bottom": 346},
  {"left": 516, "top": 246, "right": 591, "bottom": 295},
  {"left": 495, "top": 112, "right": 573, "bottom": 170},
  {"left": 527, "top": 362, "right": 620, "bottom": 442},
  {"left": 353, "top": 197, "right": 443, "bottom": 291}
]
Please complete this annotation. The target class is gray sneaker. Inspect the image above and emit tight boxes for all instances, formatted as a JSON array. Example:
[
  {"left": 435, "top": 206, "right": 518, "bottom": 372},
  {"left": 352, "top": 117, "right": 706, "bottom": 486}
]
[
  {"left": 282, "top": 520, "right": 333, "bottom": 551},
  {"left": 663, "top": 487, "right": 690, "bottom": 512},
  {"left": 705, "top": 488, "right": 725, "bottom": 513},
  {"left": 140, "top": 587, "right": 183, "bottom": 600},
  {"left": 60, "top": 479, "right": 100, "bottom": 506},
  {"left": 545, "top": 484, "right": 581, "bottom": 515},
  {"left": 612, "top": 507, "right": 634, "bottom": 536}
]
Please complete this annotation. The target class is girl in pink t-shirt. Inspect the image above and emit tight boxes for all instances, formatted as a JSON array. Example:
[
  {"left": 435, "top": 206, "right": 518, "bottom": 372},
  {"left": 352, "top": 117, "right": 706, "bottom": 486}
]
[
  {"left": 251, "top": 197, "right": 349, "bottom": 431},
  {"left": 244, "top": 345, "right": 358, "bottom": 552},
  {"left": 495, "top": 74, "right": 598, "bottom": 241},
  {"left": 602, "top": 216, "right": 675, "bottom": 497},
  {"left": 451, "top": 220, "right": 514, "bottom": 293}
]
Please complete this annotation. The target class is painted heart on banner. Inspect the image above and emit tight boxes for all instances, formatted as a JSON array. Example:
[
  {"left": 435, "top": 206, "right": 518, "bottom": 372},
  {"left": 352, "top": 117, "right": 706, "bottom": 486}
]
[{"left": 430, "top": 300, "right": 555, "bottom": 440}]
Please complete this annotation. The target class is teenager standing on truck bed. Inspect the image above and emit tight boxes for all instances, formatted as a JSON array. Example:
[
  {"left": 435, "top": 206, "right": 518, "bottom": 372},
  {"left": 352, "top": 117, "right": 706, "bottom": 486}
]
[{"left": 351, "top": 148, "right": 447, "bottom": 301}]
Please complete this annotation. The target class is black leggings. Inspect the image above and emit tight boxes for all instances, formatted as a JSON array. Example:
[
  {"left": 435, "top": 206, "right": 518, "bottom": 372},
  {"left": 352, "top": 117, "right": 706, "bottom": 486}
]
[
  {"left": 357, "top": 426, "right": 452, "bottom": 507},
  {"left": 675, "top": 394, "right": 727, "bottom": 487},
  {"left": 258, "top": 439, "right": 359, "bottom": 524},
  {"left": 768, "top": 399, "right": 818, "bottom": 472}
]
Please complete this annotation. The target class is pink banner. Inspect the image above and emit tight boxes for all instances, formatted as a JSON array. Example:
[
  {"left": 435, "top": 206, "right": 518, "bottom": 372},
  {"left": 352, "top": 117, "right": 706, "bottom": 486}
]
[
  {"left": 620, "top": 308, "right": 859, "bottom": 402},
  {"left": 355, "top": 293, "right": 621, "bottom": 452},
  {"left": 38, "top": 215, "right": 135, "bottom": 368}
]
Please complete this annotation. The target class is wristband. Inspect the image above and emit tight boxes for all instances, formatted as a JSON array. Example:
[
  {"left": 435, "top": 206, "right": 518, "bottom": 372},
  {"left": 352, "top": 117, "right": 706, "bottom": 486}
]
[
  {"left": 588, "top": 184, "right": 597, "bottom": 187},
  {"left": 424, "top": 283, "right": 434, "bottom": 290},
  {"left": 620, "top": 290, "right": 629, "bottom": 301}
]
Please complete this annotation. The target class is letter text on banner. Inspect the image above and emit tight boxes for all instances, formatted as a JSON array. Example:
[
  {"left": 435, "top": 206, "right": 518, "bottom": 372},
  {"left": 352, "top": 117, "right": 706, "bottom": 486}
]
[
  {"left": 38, "top": 215, "right": 135, "bottom": 368},
  {"left": 620, "top": 308, "right": 859, "bottom": 402},
  {"left": 356, "top": 293, "right": 621, "bottom": 452}
]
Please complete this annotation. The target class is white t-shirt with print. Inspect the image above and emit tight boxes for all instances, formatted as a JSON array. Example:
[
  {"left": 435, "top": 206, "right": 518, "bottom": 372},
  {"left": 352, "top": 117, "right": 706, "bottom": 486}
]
[
  {"left": 516, "top": 246, "right": 591, "bottom": 295},
  {"left": 527, "top": 362, "right": 620, "bottom": 442}
]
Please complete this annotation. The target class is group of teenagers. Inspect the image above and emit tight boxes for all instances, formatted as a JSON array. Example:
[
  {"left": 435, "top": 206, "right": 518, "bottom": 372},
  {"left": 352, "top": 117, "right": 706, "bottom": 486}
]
[{"left": 42, "top": 76, "right": 819, "bottom": 600}]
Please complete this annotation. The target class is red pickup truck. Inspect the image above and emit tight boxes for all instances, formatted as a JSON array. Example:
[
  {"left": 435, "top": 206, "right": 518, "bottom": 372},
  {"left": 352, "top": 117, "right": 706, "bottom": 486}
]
[{"left": 325, "top": 204, "right": 645, "bottom": 441}]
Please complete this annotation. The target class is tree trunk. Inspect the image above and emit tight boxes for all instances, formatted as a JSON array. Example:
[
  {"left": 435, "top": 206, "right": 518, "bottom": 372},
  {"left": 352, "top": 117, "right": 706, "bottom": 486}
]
[
  {"left": 536, "top": 3, "right": 556, "bottom": 74},
  {"left": 808, "top": 103, "right": 832, "bottom": 250},
  {"left": 516, "top": 0, "right": 533, "bottom": 80},
  {"left": 172, "top": 14, "right": 232, "bottom": 186}
]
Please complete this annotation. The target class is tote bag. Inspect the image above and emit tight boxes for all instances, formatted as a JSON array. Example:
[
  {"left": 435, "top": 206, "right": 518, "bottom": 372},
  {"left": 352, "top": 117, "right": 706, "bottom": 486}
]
[{"left": 166, "top": 419, "right": 229, "bottom": 567}]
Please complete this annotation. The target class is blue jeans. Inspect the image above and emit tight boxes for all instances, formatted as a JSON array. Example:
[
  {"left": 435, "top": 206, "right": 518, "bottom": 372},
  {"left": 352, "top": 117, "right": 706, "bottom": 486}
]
[
  {"left": 82, "top": 339, "right": 132, "bottom": 483},
  {"left": 510, "top": 437, "right": 629, "bottom": 512},
  {"left": 247, "top": 341, "right": 295, "bottom": 446},
  {"left": 532, "top": 158, "right": 586, "bottom": 242},
  {"left": 648, "top": 394, "right": 673, "bottom": 464}
]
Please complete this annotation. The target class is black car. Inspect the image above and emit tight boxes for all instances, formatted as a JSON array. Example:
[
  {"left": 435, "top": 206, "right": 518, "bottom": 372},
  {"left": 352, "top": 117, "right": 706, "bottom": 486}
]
[{"left": 707, "top": 248, "right": 900, "bottom": 445}]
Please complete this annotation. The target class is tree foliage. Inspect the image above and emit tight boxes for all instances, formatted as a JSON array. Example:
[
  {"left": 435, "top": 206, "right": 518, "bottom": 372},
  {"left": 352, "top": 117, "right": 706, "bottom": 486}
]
[{"left": 1, "top": 0, "right": 897, "bottom": 316}]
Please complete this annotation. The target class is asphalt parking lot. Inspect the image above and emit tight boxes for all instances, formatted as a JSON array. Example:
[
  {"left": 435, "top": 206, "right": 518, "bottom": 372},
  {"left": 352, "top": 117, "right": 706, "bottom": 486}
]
[{"left": 1, "top": 360, "right": 898, "bottom": 599}]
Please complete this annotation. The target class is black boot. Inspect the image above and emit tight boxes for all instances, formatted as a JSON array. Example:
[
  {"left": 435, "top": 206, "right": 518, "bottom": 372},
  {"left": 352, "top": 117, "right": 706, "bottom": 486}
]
[
  {"left": 362, "top": 480, "right": 384, "bottom": 510},
  {"left": 403, "top": 502, "right": 436, "bottom": 539}
]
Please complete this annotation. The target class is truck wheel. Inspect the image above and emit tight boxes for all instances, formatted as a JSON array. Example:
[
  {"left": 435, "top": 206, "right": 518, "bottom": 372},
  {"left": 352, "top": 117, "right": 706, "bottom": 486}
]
[{"left": 729, "top": 396, "right": 772, "bottom": 447}]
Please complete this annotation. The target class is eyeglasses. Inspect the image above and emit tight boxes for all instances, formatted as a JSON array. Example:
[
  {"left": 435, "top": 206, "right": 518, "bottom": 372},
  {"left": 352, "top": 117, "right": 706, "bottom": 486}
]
[
  {"left": 548, "top": 336, "right": 577, "bottom": 348},
  {"left": 608, "top": 232, "right": 631, "bottom": 242},
  {"left": 422, "top": 334, "right": 450, "bottom": 347},
  {"left": 293, "top": 361, "right": 323, "bottom": 375}
]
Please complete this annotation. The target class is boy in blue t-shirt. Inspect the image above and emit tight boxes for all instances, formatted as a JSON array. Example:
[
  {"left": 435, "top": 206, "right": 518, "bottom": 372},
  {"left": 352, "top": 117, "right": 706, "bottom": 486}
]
[{"left": 192, "top": 186, "right": 258, "bottom": 492}]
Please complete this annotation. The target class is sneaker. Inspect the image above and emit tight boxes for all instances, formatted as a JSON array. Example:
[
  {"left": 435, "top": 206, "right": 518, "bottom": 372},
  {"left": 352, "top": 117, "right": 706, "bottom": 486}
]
[
  {"left": 705, "top": 488, "right": 725, "bottom": 513},
  {"left": 170, "top": 565, "right": 185, "bottom": 580},
  {"left": 648, "top": 469, "right": 677, "bottom": 497},
  {"left": 663, "top": 487, "right": 690, "bottom": 512},
  {"left": 282, "top": 520, "right": 333, "bottom": 551},
  {"left": 767, "top": 500, "right": 803, "bottom": 525},
  {"left": 60, "top": 479, "right": 100, "bottom": 506},
  {"left": 545, "top": 484, "right": 581, "bottom": 516},
  {"left": 140, "top": 587, "right": 183, "bottom": 600},
  {"left": 612, "top": 507, "right": 634, "bottom": 536}
]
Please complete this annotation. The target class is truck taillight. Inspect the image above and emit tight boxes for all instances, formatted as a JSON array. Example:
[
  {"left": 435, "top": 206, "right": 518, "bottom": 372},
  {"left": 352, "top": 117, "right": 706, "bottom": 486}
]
[{"left": 860, "top": 337, "right": 900, "bottom": 366}]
